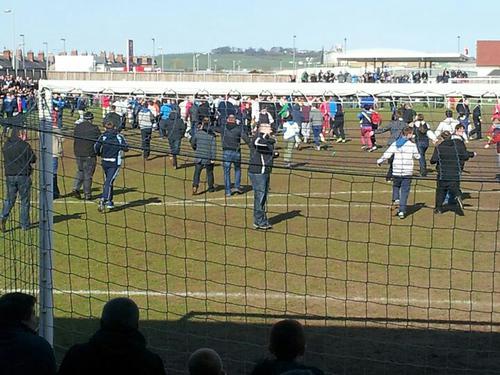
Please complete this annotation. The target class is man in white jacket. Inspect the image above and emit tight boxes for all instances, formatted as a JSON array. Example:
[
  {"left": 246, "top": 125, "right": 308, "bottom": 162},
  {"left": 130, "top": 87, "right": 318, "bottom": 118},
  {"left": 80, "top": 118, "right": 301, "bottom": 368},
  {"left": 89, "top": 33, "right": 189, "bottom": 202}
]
[
  {"left": 435, "top": 110, "right": 468, "bottom": 142},
  {"left": 377, "top": 127, "right": 420, "bottom": 219}
]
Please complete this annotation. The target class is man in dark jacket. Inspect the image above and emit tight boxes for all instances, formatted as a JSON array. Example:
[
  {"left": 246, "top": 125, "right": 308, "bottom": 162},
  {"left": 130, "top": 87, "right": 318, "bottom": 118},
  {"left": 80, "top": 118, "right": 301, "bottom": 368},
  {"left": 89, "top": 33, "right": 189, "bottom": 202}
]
[
  {"left": 215, "top": 114, "right": 250, "bottom": 197},
  {"left": 1, "top": 128, "right": 36, "bottom": 232},
  {"left": 248, "top": 123, "right": 278, "bottom": 230},
  {"left": 0, "top": 292, "right": 56, "bottom": 375},
  {"left": 58, "top": 298, "right": 166, "bottom": 375},
  {"left": 191, "top": 118, "right": 217, "bottom": 195},
  {"left": 250, "top": 319, "right": 323, "bottom": 375},
  {"left": 430, "top": 130, "right": 474, "bottom": 215},
  {"left": 72, "top": 112, "right": 101, "bottom": 200},
  {"left": 470, "top": 101, "right": 482, "bottom": 139},
  {"left": 104, "top": 105, "right": 124, "bottom": 132},
  {"left": 166, "top": 111, "right": 186, "bottom": 169}
]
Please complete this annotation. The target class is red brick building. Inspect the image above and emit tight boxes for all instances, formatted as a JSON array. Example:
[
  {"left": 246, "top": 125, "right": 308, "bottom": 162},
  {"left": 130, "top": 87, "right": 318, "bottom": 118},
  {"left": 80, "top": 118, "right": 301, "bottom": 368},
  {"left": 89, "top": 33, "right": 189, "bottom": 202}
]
[{"left": 476, "top": 40, "right": 500, "bottom": 66}]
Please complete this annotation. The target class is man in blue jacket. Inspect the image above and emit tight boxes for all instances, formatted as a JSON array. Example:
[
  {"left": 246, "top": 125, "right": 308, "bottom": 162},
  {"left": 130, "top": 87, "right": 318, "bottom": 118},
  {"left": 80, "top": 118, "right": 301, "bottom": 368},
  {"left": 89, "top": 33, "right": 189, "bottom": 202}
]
[
  {"left": 52, "top": 94, "right": 66, "bottom": 129},
  {"left": 94, "top": 120, "right": 129, "bottom": 212}
]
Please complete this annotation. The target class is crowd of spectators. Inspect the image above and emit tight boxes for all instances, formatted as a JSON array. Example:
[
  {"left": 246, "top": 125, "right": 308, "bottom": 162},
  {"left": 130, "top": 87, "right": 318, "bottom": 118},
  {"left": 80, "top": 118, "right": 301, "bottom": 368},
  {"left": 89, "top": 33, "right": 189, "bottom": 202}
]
[
  {"left": 0, "top": 292, "right": 324, "bottom": 375},
  {"left": 298, "top": 70, "right": 434, "bottom": 84},
  {"left": 0, "top": 75, "right": 37, "bottom": 118},
  {"left": 436, "top": 69, "right": 469, "bottom": 83}
]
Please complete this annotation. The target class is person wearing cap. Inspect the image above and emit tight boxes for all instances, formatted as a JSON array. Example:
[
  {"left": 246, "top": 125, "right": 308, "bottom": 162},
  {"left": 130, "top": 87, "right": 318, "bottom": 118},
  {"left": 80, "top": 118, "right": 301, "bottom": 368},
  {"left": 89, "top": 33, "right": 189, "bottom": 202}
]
[
  {"left": 58, "top": 298, "right": 166, "bottom": 375},
  {"left": 191, "top": 117, "right": 217, "bottom": 195},
  {"left": 0, "top": 127, "right": 36, "bottom": 232},
  {"left": 72, "top": 111, "right": 101, "bottom": 200},
  {"left": 94, "top": 120, "right": 129, "bottom": 212},
  {"left": 248, "top": 123, "right": 279, "bottom": 230}
]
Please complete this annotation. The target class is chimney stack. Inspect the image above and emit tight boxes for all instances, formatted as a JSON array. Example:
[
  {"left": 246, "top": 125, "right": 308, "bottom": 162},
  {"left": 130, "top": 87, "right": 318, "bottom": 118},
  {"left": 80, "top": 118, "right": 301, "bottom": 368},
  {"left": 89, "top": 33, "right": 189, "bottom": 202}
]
[
  {"left": 38, "top": 52, "right": 45, "bottom": 62},
  {"left": 27, "top": 51, "right": 35, "bottom": 62},
  {"left": 71, "top": 49, "right": 78, "bottom": 56},
  {"left": 3, "top": 50, "right": 11, "bottom": 60},
  {"left": 116, "top": 54, "right": 124, "bottom": 64}
]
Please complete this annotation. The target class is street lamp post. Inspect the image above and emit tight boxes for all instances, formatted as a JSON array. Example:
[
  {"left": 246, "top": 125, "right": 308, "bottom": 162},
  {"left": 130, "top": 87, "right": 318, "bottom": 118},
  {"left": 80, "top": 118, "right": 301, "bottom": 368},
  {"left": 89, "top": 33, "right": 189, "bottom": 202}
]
[
  {"left": 19, "top": 33, "right": 25, "bottom": 67},
  {"left": 4, "top": 9, "right": 16, "bottom": 75},
  {"left": 213, "top": 59, "right": 217, "bottom": 73},
  {"left": 43, "top": 42, "right": 48, "bottom": 73},
  {"left": 457, "top": 35, "right": 461, "bottom": 54},
  {"left": 292, "top": 35, "right": 297, "bottom": 74},
  {"left": 207, "top": 51, "right": 211, "bottom": 71},
  {"left": 195, "top": 54, "right": 200, "bottom": 72},
  {"left": 151, "top": 38, "right": 156, "bottom": 70},
  {"left": 158, "top": 47, "right": 163, "bottom": 72},
  {"left": 344, "top": 37, "right": 347, "bottom": 54},
  {"left": 60, "top": 38, "right": 66, "bottom": 54}
]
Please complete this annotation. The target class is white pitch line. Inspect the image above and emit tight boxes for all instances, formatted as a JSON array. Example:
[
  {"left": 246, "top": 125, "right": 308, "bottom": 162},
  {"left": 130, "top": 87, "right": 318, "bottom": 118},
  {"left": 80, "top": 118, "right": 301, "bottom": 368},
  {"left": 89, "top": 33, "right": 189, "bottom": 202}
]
[{"left": 2, "top": 289, "right": 499, "bottom": 308}]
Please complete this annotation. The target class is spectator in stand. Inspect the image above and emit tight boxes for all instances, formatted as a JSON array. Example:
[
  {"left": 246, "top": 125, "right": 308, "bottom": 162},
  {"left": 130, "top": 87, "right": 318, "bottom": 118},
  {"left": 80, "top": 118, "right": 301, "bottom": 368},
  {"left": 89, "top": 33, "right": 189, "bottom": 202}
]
[
  {"left": 188, "top": 348, "right": 225, "bottom": 375},
  {"left": 191, "top": 118, "right": 217, "bottom": 195},
  {"left": 377, "top": 127, "right": 420, "bottom": 219},
  {"left": 0, "top": 292, "right": 56, "bottom": 375},
  {"left": 72, "top": 112, "right": 101, "bottom": 200},
  {"left": 58, "top": 298, "right": 166, "bottom": 375},
  {"left": 250, "top": 319, "right": 323, "bottom": 375},
  {"left": 166, "top": 110, "right": 187, "bottom": 169}
]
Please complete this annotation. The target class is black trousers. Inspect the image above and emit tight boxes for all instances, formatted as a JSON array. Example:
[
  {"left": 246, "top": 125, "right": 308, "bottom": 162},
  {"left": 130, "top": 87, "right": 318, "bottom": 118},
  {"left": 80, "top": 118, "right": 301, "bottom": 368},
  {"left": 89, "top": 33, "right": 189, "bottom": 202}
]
[
  {"left": 435, "top": 179, "right": 461, "bottom": 209},
  {"left": 141, "top": 128, "right": 152, "bottom": 158},
  {"left": 332, "top": 116, "right": 345, "bottom": 139},
  {"left": 469, "top": 120, "right": 482, "bottom": 139}
]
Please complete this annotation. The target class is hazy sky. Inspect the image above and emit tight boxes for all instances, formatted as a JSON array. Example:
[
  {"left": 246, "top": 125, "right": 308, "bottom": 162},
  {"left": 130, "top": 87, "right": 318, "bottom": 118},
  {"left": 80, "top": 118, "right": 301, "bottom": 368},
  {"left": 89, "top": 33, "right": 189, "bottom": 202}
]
[{"left": 0, "top": 0, "right": 495, "bottom": 56}]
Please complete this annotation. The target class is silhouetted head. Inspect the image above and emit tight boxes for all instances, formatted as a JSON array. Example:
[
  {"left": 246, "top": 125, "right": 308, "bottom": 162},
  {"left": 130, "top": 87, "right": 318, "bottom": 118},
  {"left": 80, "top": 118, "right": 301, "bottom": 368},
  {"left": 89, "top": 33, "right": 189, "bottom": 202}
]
[
  {"left": 0, "top": 293, "right": 37, "bottom": 331},
  {"left": 269, "top": 319, "right": 306, "bottom": 361},
  {"left": 100, "top": 298, "right": 139, "bottom": 332},
  {"left": 188, "top": 348, "right": 225, "bottom": 375}
]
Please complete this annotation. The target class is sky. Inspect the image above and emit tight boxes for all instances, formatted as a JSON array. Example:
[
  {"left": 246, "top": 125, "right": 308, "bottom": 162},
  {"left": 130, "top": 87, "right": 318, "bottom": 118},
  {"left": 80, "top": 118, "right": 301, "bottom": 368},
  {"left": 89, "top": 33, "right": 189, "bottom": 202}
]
[{"left": 0, "top": 0, "right": 496, "bottom": 57}]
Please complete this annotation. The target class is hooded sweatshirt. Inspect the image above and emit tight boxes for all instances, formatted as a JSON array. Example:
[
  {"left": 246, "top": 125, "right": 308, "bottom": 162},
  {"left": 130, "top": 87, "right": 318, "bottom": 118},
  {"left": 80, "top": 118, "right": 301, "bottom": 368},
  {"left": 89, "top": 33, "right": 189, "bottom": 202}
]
[
  {"left": 435, "top": 117, "right": 460, "bottom": 138},
  {"left": 377, "top": 137, "right": 420, "bottom": 176}
]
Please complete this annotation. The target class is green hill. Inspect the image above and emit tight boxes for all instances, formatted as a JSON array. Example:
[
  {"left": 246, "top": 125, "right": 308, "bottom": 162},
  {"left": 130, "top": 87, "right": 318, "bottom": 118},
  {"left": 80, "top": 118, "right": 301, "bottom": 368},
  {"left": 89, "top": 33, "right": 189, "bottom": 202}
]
[{"left": 158, "top": 52, "right": 321, "bottom": 72}]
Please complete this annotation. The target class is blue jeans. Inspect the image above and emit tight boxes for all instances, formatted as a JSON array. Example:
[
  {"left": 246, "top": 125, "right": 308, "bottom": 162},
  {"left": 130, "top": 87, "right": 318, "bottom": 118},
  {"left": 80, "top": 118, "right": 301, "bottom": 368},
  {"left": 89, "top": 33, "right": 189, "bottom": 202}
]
[
  {"left": 168, "top": 138, "right": 181, "bottom": 155},
  {"left": 1, "top": 175, "right": 31, "bottom": 228},
  {"left": 101, "top": 162, "right": 120, "bottom": 204},
  {"left": 392, "top": 176, "right": 411, "bottom": 214},
  {"left": 249, "top": 173, "right": 270, "bottom": 227},
  {"left": 312, "top": 125, "right": 322, "bottom": 146},
  {"left": 223, "top": 150, "right": 241, "bottom": 195},
  {"left": 57, "top": 112, "right": 63, "bottom": 129},
  {"left": 417, "top": 142, "right": 428, "bottom": 175}
]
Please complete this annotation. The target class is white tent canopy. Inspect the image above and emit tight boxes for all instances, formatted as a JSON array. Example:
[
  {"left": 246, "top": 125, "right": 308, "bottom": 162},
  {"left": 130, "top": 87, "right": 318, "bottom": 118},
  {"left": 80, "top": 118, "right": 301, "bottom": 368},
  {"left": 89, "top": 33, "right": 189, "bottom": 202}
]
[{"left": 39, "top": 79, "right": 500, "bottom": 97}]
